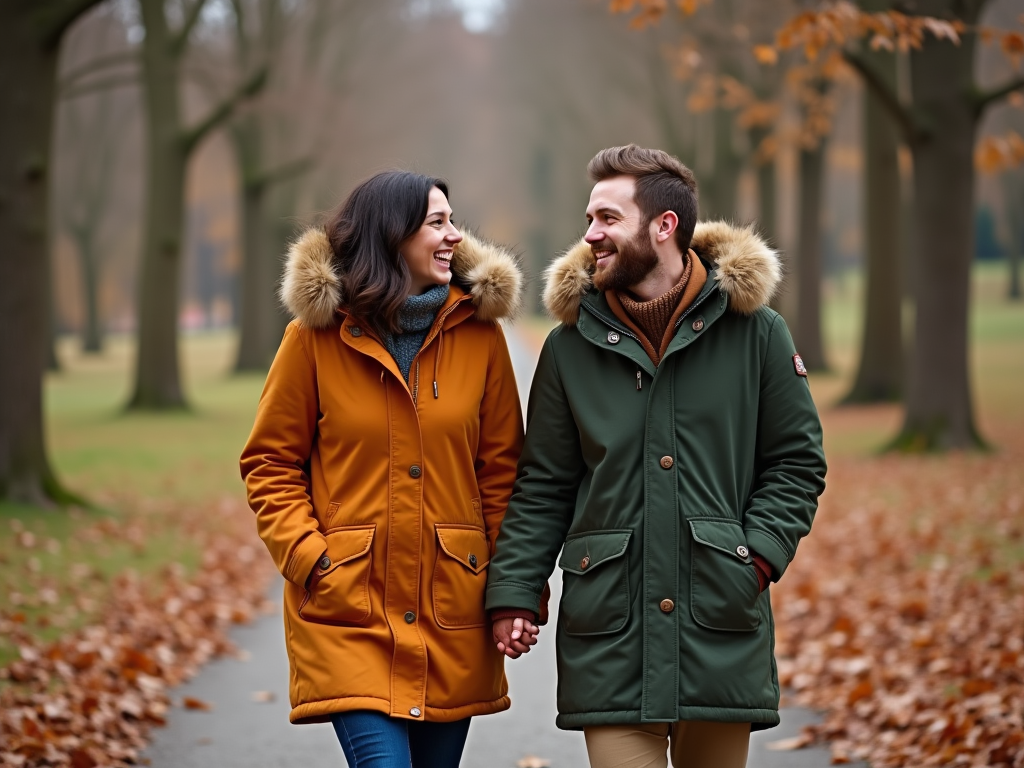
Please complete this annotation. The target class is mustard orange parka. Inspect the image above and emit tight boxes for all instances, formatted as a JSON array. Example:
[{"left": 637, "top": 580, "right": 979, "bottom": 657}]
[{"left": 240, "top": 227, "right": 525, "bottom": 724}]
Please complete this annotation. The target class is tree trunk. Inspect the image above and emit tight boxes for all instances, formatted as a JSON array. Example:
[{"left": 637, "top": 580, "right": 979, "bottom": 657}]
[
  {"left": 268, "top": 187, "right": 300, "bottom": 342},
  {"left": 47, "top": 280, "right": 62, "bottom": 371},
  {"left": 129, "top": 0, "right": 187, "bottom": 409},
  {"left": 1004, "top": 173, "right": 1022, "bottom": 301},
  {"left": 1010, "top": 242, "right": 1022, "bottom": 301},
  {"left": 843, "top": 50, "right": 903, "bottom": 403},
  {"left": 895, "top": 27, "right": 982, "bottom": 450},
  {"left": 793, "top": 139, "right": 828, "bottom": 372},
  {"left": 0, "top": 2, "right": 97, "bottom": 505},
  {"left": 234, "top": 181, "right": 277, "bottom": 371},
  {"left": 73, "top": 226, "right": 103, "bottom": 353},
  {"left": 0, "top": 12, "right": 59, "bottom": 503},
  {"left": 752, "top": 136, "right": 776, "bottom": 250},
  {"left": 701, "top": 106, "right": 743, "bottom": 221}
]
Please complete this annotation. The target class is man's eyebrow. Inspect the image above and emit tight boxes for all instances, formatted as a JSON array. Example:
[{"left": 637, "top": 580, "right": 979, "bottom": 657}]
[{"left": 590, "top": 206, "right": 623, "bottom": 218}]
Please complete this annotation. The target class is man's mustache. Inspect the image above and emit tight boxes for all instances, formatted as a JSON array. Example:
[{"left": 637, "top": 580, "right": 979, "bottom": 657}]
[{"left": 590, "top": 242, "right": 618, "bottom": 255}]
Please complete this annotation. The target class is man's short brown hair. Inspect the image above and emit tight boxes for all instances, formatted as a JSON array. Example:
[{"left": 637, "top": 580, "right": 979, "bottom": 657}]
[{"left": 588, "top": 145, "right": 699, "bottom": 252}]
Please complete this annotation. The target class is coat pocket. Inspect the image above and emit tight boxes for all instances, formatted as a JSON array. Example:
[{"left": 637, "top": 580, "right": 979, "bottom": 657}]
[
  {"left": 298, "top": 525, "right": 375, "bottom": 625},
  {"left": 433, "top": 525, "right": 490, "bottom": 629},
  {"left": 557, "top": 530, "right": 632, "bottom": 636},
  {"left": 689, "top": 519, "right": 761, "bottom": 632}
]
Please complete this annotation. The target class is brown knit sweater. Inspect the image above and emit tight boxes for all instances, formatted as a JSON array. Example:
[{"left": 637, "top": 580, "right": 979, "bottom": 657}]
[{"left": 606, "top": 251, "right": 708, "bottom": 365}]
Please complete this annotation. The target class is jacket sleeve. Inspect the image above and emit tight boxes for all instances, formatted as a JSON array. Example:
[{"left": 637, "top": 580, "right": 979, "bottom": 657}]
[
  {"left": 239, "top": 321, "right": 327, "bottom": 588},
  {"left": 742, "top": 314, "right": 827, "bottom": 580},
  {"left": 485, "top": 332, "right": 586, "bottom": 614},
  {"left": 476, "top": 325, "right": 525, "bottom": 555}
]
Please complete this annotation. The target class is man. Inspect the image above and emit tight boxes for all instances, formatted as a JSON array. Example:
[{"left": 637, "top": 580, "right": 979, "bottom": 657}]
[{"left": 486, "top": 145, "right": 826, "bottom": 768}]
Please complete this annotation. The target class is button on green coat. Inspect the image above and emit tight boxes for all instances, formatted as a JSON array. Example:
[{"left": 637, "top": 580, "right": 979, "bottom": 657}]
[{"left": 486, "top": 222, "right": 827, "bottom": 731}]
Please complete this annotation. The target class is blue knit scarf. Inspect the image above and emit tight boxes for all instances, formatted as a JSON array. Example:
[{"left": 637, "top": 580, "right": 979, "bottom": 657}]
[{"left": 383, "top": 284, "right": 450, "bottom": 382}]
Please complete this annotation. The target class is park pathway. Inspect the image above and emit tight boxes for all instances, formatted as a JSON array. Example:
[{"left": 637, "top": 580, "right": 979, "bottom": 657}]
[{"left": 143, "top": 324, "right": 850, "bottom": 768}]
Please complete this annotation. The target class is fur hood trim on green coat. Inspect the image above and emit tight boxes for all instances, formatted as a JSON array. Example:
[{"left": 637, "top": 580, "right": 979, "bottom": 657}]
[{"left": 542, "top": 221, "right": 780, "bottom": 325}]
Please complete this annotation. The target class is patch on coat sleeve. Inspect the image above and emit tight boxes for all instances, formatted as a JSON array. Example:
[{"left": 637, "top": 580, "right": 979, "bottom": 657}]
[{"left": 792, "top": 353, "right": 808, "bottom": 377}]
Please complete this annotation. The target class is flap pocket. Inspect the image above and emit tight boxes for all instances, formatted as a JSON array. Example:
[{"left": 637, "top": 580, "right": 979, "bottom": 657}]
[
  {"left": 436, "top": 525, "right": 490, "bottom": 574},
  {"left": 300, "top": 524, "right": 375, "bottom": 626},
  {"left": 557, "top": 530, "right": 632, "bottom": 636},
  {"left": 688, "top": 519, "right": 760, "bottom": 632},
  {"left": 689, "top": 519, "right": 753, "bottom": 563},
  {"left": 558, "top": 530, "right": 632, "bottom": 576},
  {"left": 320, "top": 525, "right": 375, "bottom": 575}
]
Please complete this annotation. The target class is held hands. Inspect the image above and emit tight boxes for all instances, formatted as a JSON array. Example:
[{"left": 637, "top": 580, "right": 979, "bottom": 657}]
[{"left": 492, "top": 617, "right": 540, "bottom": 659}]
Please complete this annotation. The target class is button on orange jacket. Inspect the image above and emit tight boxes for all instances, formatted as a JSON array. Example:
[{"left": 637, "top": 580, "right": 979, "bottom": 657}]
[{"left": 240, "top": 228, "right": 524, "bottom": 724}]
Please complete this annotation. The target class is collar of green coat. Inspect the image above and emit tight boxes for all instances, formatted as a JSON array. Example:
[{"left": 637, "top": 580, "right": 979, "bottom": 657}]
[
  {"left": 543, "top": 221, "right": 779, "bottom": 326},
  {"left": 578, "top": 268, "right": 728, "bottom": 376}
]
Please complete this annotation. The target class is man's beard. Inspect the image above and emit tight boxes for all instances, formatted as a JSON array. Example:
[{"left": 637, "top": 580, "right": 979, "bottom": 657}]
[{"left": 592, "top": 228, "right": 659, "bottom": 293}]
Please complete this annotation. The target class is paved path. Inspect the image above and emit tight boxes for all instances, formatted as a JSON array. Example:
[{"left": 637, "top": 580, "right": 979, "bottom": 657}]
[{"left": 144, "top": 324, "right": 849, "bottom": 768}]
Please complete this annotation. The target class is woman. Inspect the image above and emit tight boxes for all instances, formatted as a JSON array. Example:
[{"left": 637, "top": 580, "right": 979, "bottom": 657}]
[{"left": 240, "top": 170, "right": 533, "bottom": 767}]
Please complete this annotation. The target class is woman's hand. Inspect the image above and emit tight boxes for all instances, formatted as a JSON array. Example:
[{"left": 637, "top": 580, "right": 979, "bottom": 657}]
[{"left": 492, "top": 617, "right": 540, "bottom": 659}]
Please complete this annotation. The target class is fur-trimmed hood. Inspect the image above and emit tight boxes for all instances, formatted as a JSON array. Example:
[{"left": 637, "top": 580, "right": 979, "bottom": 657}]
[
  {"left": 280, "top": 228, "right": 524, "bottom": 329},
  {"left": 542, "top": 221, "right": 780, "bottom": 326}
]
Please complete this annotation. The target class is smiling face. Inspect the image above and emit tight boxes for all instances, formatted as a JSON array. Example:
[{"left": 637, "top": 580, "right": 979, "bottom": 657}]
[
  {"left": 584, "top": 176, "right": 659, "bottom": 292},
  {"left": 399, "top": 186, "right": 463, "bottom": 295}
]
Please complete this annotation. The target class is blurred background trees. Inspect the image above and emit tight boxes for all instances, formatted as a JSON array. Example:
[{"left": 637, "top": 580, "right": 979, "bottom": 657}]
[
  {"left": 613, "top": 0, "right": 1024, "bottom": 449},
  {"left": 1, "top": 0, "right": 1023, "bottom": 504}
]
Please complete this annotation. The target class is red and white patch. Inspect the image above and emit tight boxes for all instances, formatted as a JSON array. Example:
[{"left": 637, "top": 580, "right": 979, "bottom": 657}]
[{"left": 792, "top": 353, "right": 808, "bottom": 377}]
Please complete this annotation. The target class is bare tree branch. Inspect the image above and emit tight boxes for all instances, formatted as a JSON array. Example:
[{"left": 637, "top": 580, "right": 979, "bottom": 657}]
[
  {"left": 975, "top": 76, "right": 1024, "bottom": 115},
  {"left": 181, "top": 63, "right": 222, "bottom": 95},
  {"left": 171, "top": 0, "right": 211, "bottom": 56},
  {"left": 32, "top": 0, "right": 107, "bottom": 49},
  {"left": 60, "top": 50, "right": 139, "bottom": 90},
  {"left": 61, "top": 74, "right": 139, "bottom": 100},
  {"left": 843, "top": 48, "right": 930, "bottom": 144},
  {"left": 180, "top": 66, "right": 268, "bottom": 153},
  {"left": 249, "top": 156, "right": 314, "bottom": 191}
]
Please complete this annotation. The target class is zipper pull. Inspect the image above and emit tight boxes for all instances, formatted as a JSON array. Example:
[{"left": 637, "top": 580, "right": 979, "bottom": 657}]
[
  {"left": 636, "top": 369, "right": 642, "bottom": 391},
  {"left": 433, "top": 381, "right": 439, "bottom": 399}
]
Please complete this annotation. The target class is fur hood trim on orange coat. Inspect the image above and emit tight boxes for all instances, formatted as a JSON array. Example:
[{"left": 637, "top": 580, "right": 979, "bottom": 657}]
[
  {"left": 542, "top": 221, "right": 780, "bottom": 326},
  {"left": 279, "top": 228, "right": 524, "bottom": 329}
]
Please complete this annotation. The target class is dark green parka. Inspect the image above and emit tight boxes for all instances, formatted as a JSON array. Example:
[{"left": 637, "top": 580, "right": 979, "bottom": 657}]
[{"left": 485, "top": 222, "right": 826, "bottom": 731}]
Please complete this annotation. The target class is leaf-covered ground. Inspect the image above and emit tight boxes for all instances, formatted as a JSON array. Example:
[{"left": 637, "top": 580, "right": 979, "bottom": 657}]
[
  {"left": 772, "top": 407, "right": 1024, "bottom": 767},
  {"left": 0, "top": 498, "right": 275, "bottom": 767}
]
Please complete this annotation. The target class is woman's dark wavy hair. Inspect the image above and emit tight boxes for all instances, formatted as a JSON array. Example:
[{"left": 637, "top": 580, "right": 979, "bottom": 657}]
[{"left": 325, "top": 170, "right": 448, "bottom": 338}]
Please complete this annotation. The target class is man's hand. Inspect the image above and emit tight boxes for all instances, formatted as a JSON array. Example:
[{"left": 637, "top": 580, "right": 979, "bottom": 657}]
[{"left": 492, "top": 617, "right": 540, "bottom": 659}]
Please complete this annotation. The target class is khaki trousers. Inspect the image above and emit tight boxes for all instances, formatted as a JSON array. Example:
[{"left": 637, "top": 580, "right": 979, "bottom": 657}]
[{"left": 583, "top": 721, "right": 750, "bottom": 768}]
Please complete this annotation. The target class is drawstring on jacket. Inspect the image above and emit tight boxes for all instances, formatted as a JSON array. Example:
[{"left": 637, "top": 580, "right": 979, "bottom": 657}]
[{"left": 433, "top": 327, "right": 444, "bottom": 399}]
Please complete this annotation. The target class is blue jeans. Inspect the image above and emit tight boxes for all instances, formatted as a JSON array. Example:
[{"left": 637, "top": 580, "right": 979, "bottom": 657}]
[{"left": 331, "top": 710, "right": 471, "bottom": 768}]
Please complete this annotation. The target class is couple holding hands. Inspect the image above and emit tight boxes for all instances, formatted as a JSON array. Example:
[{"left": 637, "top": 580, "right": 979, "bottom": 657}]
[{"left": 240, "top": 145, "right": 826, "bottom": 768}]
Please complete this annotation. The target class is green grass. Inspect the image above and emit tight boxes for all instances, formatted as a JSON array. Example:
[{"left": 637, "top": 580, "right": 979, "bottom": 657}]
[
  {"left": 45, "top": 330, "right": 267, "bottom": 502},
  {"left": 813, "top": 262, "right": 1024, "bottom": 450},
  {"left": 1, "top": 331, "right": 263, "bottom": 667}
]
